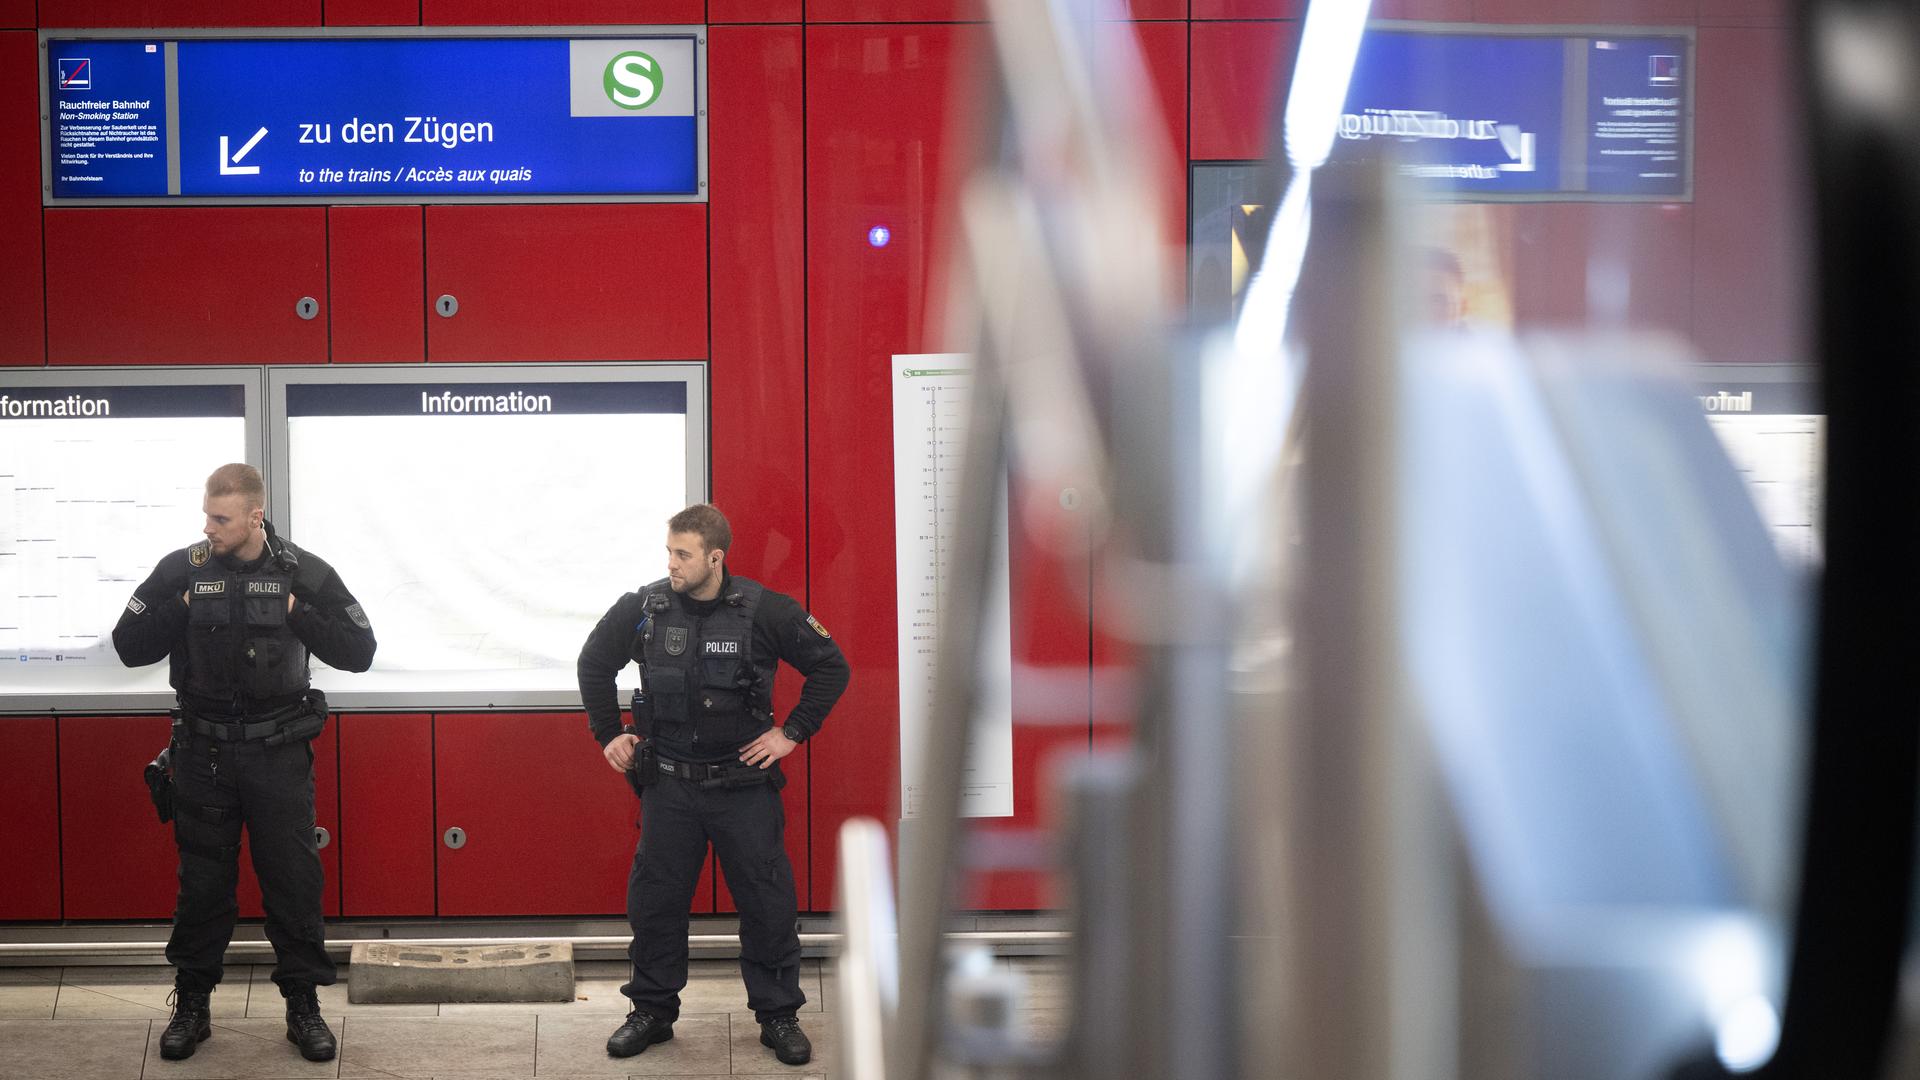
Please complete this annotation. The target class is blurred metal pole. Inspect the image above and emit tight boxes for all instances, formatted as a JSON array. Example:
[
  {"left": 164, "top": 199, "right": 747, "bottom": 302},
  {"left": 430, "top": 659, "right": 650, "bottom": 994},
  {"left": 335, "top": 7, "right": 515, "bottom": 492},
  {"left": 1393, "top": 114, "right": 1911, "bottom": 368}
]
[
  {"left": 892, "top": 310, "right": 1011, "bottom": 1080},
  {"left": 837, "top": 819, "right": 899, "bottom": 1080},
  {"left": 890, "top": 3, "right": 1181, "bottom": 1077},
  {"left": 1133, "top": 343, "right": 1241, "bottom": 1080},
  {"left": 1059, "top": 751, "right": 1143, "bottom": 1080},
  {"left": 1285, "top": 159, "right": 1414, "bottom": 1080}
]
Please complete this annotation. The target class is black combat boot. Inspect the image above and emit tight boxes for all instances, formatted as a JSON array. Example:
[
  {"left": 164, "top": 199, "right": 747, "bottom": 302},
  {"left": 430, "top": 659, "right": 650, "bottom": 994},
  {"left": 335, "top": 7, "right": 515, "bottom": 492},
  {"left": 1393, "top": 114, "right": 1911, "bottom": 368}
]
[
  {"left": 284, "top": 987, "right": 337, "bottom": 1061},
  {"left": 606, "top": 1008, "right": 674, "bottom": 1057},
  {"left": 760, "top": 1015, "right": 812, "bottom": 1065},
  {"left": 159, "top": 988, "right": 212, "bottom": 1060}
]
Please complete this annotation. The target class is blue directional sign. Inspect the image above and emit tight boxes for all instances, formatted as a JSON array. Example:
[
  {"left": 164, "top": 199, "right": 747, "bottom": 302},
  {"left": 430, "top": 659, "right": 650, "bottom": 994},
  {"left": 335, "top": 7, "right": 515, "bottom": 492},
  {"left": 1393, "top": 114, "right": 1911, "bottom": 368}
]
[
  {"left": 1340, "top": 32, "right": 1566, "bottom": 195},
  {"left": 44, "top": 33, "right": 705, "bottom": 202},
  {"left": 1328, "top": 28, "right": 1691, "bottom": 200}
]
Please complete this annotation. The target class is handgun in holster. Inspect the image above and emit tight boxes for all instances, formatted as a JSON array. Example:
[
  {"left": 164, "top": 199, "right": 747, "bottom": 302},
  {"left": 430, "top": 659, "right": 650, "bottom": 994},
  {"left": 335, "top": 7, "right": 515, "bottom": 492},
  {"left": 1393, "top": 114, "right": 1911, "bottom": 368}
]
[
  {"left": 626, "top": 690, "right": 660, "bottom": 798},
  {"left": 143, "top": 742, "right": 176, "bottom": 824}
]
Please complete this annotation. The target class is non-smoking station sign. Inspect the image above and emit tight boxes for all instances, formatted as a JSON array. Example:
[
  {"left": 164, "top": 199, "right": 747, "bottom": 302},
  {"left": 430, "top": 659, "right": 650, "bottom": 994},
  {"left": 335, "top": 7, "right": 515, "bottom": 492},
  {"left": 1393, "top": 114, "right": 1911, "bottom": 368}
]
[{"left": 40, "top": 31, "right": 705, "bottom": 202}]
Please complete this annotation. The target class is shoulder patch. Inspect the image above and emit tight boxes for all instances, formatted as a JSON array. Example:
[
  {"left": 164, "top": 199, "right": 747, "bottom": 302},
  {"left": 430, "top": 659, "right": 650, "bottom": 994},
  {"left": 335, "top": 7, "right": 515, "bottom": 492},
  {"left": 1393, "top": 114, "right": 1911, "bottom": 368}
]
[
  {"left": 188, "top": 541, "right": 210, "bottom": 567},
  {"left": 126, "top": 595, "right": 146, "bottom": 615},
  {"left": 345, "top": 603, "right": 370, "bottom": 630},
  {"left": 806, "top": 614, "right": 831, "bottom": 639}
]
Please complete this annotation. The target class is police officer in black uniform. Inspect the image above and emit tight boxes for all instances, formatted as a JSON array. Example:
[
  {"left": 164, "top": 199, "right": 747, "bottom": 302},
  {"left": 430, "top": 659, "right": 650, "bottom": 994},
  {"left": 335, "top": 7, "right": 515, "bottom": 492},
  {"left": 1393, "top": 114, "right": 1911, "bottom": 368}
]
[
  {"left": 112, "top": 463, "right": 375, "bottom": 1063},
  {"left": 577, "top": 503, "right": 848, "bottom": 1067}
]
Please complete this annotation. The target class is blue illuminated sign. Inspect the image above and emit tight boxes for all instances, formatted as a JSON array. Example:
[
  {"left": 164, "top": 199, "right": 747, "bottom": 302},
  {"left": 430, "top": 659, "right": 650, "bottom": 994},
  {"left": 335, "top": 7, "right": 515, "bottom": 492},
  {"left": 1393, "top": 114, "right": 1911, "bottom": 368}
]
[
  {"left": 1331, "top": 28, "right": 1691, "bottom": 200},
  {"left": 44, "top": 33, "right": 705, "bottom": 202},
  {"left": 46, "top": 40, "right": 167, "bottom": 197},
  {"left": 1585, "top": 36, "right": 1688, "bottom": 196},
  {"left": 1341, "top": 33, "right": 1566, "bottom": 195}
]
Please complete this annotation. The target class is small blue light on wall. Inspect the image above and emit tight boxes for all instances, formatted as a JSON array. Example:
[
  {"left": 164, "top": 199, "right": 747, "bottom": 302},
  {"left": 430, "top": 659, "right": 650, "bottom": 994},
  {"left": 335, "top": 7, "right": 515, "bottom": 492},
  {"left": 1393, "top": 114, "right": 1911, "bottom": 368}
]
[{"left": 868, "top": 225, "right": 891, "bottom": 248}]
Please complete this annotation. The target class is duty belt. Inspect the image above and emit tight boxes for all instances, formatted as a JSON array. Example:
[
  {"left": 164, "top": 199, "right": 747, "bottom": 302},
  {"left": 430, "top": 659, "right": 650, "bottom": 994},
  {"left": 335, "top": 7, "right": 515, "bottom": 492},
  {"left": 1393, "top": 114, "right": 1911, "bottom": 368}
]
[
  {"left": 178, "top": 697, "right": 315, "bottom": 743},
  {"left": 655, "top": 753, "right": 774, "bottom": 789},
  {"left": 182, "top": 714, "right": 285, "bottom": 742}
]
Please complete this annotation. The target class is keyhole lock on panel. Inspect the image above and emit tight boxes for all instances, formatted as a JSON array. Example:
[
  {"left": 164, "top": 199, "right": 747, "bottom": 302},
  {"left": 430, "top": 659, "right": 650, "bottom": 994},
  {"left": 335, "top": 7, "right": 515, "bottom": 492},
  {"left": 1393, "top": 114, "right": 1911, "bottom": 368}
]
[
  {"left": 436, "top": 294, "right": 459, "bottom": 318},
  {"left": 314, "top": 826, "right": 331, "bottom": 850},
  {"left": 295, "top": 296, "right": 319, "bottom": 320},
  {"left": 443, "top": 826, "right": 467, "bottom": 849}
]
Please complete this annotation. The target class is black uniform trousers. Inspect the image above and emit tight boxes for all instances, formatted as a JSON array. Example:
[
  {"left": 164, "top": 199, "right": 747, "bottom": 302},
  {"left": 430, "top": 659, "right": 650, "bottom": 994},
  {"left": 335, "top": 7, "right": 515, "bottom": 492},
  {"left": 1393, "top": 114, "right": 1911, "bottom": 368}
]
[
  {"left": 623, "top": 772, "right": 805, "bottom": 1023},
  {"left": 167, "top": 728, "right": 335, "bottom": 995}
]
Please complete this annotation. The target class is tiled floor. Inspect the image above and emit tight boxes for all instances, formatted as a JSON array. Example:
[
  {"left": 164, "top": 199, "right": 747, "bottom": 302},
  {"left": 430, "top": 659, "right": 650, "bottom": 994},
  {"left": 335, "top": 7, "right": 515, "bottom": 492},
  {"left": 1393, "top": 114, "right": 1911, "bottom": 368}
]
[{"left": 0, "top": 957, "right": 1066, "bottom": 1080}]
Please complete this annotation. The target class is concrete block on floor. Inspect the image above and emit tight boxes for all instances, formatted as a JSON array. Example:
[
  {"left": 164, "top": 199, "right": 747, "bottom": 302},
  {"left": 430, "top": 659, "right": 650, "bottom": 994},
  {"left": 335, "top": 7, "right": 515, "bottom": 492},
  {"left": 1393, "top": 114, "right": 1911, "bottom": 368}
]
[{"left": 348, "top": 942, "right": 573, "bottom": 1004}]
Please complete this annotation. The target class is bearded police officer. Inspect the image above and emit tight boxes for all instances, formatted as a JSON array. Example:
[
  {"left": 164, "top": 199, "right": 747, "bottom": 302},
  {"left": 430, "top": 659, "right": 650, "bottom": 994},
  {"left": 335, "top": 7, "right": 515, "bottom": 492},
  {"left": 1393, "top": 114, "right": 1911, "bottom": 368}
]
[
  {"left": 112, "top": 463, "right": 375, "bottom": 1063},
  {"left": 578, "top": 503, "right": 849, "bottom": 1067}
]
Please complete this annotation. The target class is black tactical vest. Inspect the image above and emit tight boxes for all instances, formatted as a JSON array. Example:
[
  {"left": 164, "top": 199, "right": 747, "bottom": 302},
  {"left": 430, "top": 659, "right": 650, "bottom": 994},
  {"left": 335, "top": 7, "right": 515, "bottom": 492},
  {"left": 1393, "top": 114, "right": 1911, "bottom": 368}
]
[
  {"left": 630, "top": 577, "right": 775, "bottom": 752},
  {"left": 182, "top": 542, "right": 309, "bottom": 710}
]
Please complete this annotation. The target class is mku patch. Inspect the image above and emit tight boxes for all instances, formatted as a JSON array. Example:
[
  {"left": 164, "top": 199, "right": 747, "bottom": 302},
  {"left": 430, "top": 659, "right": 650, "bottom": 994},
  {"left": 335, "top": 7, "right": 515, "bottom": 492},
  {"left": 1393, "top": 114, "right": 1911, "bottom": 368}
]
[
  {"left": 192, "top": 580, "right": 226, "bottom": 595},
  {"left": 125, "top": 595, "right": 147, "bottom": 614}
]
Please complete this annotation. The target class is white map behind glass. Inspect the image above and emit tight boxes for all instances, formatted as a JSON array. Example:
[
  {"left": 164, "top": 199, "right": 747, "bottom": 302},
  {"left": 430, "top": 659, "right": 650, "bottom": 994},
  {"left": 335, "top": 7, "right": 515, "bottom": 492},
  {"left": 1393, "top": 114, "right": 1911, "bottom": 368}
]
[
  {"left": 286, "top": 412, "right": 686, "bottom": 699},
  {"left": 1, "top": 415, "right": 244, "bottom": 695},
  {"left": 1706, "top": 413, "right": 1824, "bottom": 568},
  {"left": 892, "top": 354, "right": 1014, "bottom": 820}
]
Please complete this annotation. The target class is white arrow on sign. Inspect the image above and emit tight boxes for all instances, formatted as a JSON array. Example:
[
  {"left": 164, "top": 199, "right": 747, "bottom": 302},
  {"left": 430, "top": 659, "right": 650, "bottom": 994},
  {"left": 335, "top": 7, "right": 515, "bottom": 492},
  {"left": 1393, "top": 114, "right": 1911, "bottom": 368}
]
[{"left": 219, "top": 127, "right": 268, "bottom": 176}]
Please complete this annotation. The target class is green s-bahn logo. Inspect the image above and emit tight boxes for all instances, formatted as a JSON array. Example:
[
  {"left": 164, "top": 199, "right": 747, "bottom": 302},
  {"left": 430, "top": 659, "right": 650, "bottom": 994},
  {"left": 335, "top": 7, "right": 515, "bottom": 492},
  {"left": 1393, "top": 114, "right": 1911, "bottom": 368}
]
[{"left": 604, "top": 51, "right": 663, "bottom": 110}]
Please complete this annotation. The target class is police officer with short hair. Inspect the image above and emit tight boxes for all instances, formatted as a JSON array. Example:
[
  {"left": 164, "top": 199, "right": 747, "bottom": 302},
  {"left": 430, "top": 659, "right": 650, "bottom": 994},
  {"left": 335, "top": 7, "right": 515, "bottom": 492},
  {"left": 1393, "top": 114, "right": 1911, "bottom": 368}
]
[
  {"left": 113, "top": 463, "right": 375, "bottom": 1063},
  {"left": 578, "top": 503, "right": 849, "bottom": 1067}
]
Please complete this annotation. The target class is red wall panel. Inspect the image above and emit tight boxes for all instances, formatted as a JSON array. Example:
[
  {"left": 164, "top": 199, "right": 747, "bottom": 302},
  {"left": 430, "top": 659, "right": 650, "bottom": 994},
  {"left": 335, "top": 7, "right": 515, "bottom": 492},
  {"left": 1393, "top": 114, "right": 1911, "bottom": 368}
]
[
  {"left": 339, "top": 713, "right": 436, "bottom": 916},
  {"left": 1473, "top": 0, "right": 1695, "bottom": 23},
  {"left": 60, "top": 715, "right": 178, "bottom": 920},
  {"left": 39, "top": 1, "right": 322, "bottom": 25},
  {"left": 805, "top": 22, "right": 982, "bottom": 898},
  {"left": 1089, "top": 571, "right": 1136, "bottom": 752},
  {"left": 709, "top": 24, "right": 814, "bottom": 911},
  {"left": 1372, "top": 0, "right": 1474, "bottom": 18},
  {"left": 1692, "top": 26, "right": 1802, "bottom": 365},
  {"left": 330, "top": 205, "right": 426, "bottom": 363},
  {"left": 435, "top": 712, "right": 700, "bottom": 916},
  {"left": 806, "top": 0, "right": 982, "bottom": 20},
  {"left": 237, "top": 722, "right": 340, "bottom": 919},
  {"left": 1699, "top": 0, "right": 1790, "bottom": 24},
  {"left": 423, "top": 0, "right": 703, "bottom": 22},
  {"left": 0, "top": 2, "right": 30, "bottom": 28},
  {"left": 424, "top": 204, "right": 708, "bottom": 362},
  {"left": 709, "top": 26, "right": 809, "bottom": 594},
  {"left": 45, "top": 208, "right": 328, "bottom": 365},
  {"left": 0, "top": 32, "right": 43, "bottom": 365},
  {"left": 1508, "top": 202, "right": 1694, "bottom": 335},
  {"left": 0, "top": 720, "right": 62, "bottom": 919},
  {"left": 1097, "top": 20, "right": 1187, "bottom": 284},
  {"left": 1190, "top": 20, "right": 1296, "bottom": 161},
  {"left": 1128, "top": 0, "right": 1188, "bottom": 17},
  {"left": 324, "top": 0, "right": 421, "bottom": 25},
  {"left": 1192, "top": 0, "right": 1300, "bottom": 17},
  {"left": 714, "top": 0, "right": 805, "bottom": 20}
]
